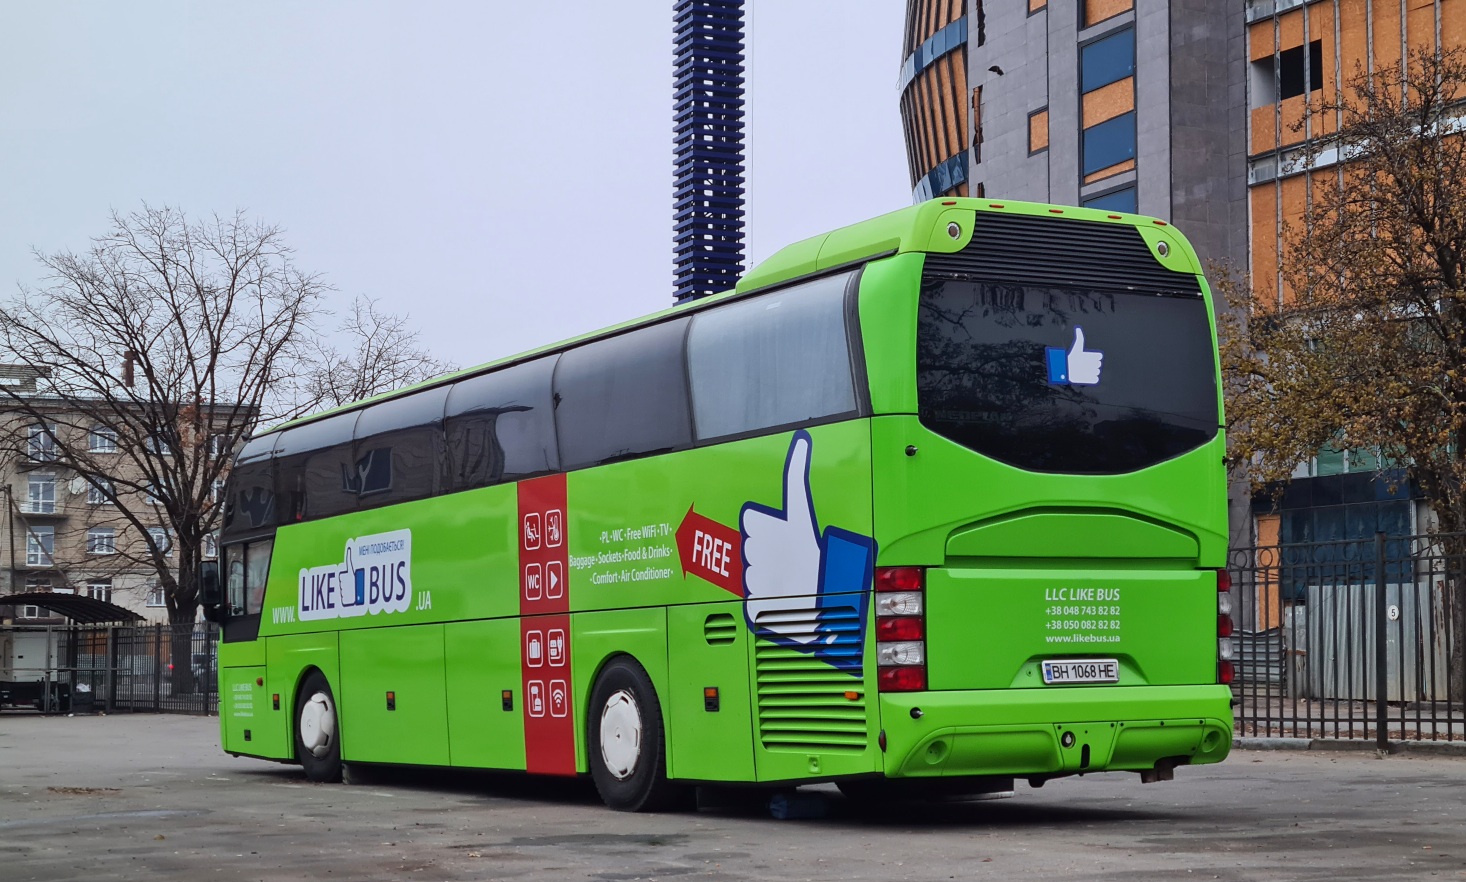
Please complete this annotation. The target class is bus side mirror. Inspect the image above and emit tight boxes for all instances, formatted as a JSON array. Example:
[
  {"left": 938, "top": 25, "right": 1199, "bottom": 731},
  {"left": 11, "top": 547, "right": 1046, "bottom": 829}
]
[{"left": 199, "top": 561, "right": 223, "bottom": 623}]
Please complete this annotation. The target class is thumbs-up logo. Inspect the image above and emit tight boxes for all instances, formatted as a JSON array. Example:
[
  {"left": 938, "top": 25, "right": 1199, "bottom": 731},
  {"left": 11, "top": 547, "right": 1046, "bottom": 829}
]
[
  {"left": 739, "top": 430, "right": 875, "bottom": 673},
  {"left": 1046, "top": 327, "right": 1104, "bottom": 386}
]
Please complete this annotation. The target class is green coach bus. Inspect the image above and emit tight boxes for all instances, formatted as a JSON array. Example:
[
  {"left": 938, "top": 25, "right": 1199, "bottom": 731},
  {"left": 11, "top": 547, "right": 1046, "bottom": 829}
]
[{"left": 204, "top": 198, "right": 1234, "bottom": 811}]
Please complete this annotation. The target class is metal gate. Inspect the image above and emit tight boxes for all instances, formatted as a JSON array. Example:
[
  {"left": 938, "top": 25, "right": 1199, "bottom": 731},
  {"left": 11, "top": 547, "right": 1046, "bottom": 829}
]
[
  {"left": 0, "top": 623, "right": 218, "bottom": 715},
  {"left": 1229, "top": 533, "right": 1464, "bottom": 745}
]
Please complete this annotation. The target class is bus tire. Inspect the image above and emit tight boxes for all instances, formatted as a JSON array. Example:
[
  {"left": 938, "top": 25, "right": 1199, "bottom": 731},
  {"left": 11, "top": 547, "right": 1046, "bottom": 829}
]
[
  {"left": 295, "top": 671, "right": 342, "bottom": 783},
  {"left": 587, "top": 657, "right": 684, "bottom": 812}
]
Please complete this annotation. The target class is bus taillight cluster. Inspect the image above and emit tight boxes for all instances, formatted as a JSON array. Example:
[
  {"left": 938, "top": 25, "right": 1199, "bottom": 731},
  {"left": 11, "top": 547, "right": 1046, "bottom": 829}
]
[
  {"left": 1216, "top": 570, "right": 1235, "bottom": 684},
  {"left": 875, "top": 566, "right": 927, "bottom": 692}
]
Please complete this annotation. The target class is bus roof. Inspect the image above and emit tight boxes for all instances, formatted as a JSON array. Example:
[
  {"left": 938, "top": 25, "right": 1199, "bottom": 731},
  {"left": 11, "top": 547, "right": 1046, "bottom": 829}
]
[{"left": 263, "top": 198, "right": 1194, "bottom": 437}]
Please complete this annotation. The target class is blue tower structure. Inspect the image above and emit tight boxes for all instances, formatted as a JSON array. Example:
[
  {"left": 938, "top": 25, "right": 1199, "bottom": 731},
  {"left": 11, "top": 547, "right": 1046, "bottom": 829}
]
[{"left": 672, "top": 0, "right": 747, "bottom": 302}]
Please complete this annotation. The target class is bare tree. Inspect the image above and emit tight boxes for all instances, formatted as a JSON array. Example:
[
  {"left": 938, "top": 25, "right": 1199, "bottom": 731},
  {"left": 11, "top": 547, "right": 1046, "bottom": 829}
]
[
  {"left": 0, "top": 205, "right": 450, "bottom": 634},
  {"left": 312, "top": 296, "right": 455, "bottom": 407}
]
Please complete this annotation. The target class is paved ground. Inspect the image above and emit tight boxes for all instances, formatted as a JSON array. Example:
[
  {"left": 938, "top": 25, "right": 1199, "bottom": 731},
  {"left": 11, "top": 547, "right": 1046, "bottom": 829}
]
[{"left": 2, "top": 714, "right": 1465, "bottom": 882}]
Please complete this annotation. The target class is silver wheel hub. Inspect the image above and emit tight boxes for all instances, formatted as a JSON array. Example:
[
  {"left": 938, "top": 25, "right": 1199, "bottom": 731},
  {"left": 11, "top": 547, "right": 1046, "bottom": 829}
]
[
  {"left": 299, "top": 690, "right": 336, "bottom": 758},
  {"left": 598, "top": 689, "right": 643, "bottom": 780}
]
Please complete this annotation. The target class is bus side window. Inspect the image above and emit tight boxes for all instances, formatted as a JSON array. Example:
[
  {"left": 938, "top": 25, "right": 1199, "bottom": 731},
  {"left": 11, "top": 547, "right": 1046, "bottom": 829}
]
[
  {"left": 687, "top": 271, "right": 859, "bottom": 442},
  {"left": 275, "top": 412, "right": 359, "bottom": 523},
  {"left": 226, "top": 461, "right": 278, "bottom": 533},
  {"left": 303, "top": 442, "right": 358, "bottom": 519},
  {"left": 225, "top": 545, "right": 247, "bottom": 616},
  {"left": 554, "top": 319, "right": 693, "bottom": 470},
  {"left": 354, "top": 386, "right": 451, "bottom": 510},
  {"left": 245, "top": 539, "right": 272, "bottom": 615},
  {"left": 224, "top": 541, "right": 273, "bottom": 616},
  {"left": 444, "top": 356, "right": 560, "bottom": 490}
]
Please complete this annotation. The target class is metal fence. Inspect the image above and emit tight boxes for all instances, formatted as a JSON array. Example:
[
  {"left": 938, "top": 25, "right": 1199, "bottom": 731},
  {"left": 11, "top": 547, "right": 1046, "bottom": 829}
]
[
  {"left": 1230, "top": 532, "right": 1465, "bottom": 746},
  {"left": 0, "top": 623, "right": 218, "bottom": 715}
]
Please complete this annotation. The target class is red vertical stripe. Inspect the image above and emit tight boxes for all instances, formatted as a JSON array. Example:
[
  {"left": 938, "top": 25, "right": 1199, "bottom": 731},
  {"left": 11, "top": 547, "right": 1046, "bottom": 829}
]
[{"left": 518, "top": 474, "right": 575, "bottom": 775}]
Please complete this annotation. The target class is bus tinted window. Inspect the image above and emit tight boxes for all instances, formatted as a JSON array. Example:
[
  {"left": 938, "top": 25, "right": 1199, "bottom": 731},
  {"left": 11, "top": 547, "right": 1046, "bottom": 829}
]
[
  {"left": 223, "top": 459, "right": 278, "bottom": 537},
  {"left": 301, "top": 442, "right": 358, "bottom": 519},
  {"left": 688, "top": 272, "right": 859, "bottom": 441},
  {"left": 554, "top": 319, "right": 693, "bottom": 470},
  {"left": 352, "top": 427, "right": 445, "bottom": 509},
  {"left": 355, "top": 386, "right": 451, "bottom": 509},
  {"left": 274, "top": 412, "right": 361, "bottom": 522},
  {"left": 917, "top": 280, "right": 1218, "bottom": 474},
  {"left": 444, "top": 356, "right": 559, "bottom": 489}
]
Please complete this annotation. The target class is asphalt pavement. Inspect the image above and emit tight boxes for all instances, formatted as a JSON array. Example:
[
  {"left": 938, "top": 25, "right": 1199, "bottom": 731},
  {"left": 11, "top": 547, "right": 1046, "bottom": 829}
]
[{"left": 2, "top": 713, "right": 1464, "bottom": 882}]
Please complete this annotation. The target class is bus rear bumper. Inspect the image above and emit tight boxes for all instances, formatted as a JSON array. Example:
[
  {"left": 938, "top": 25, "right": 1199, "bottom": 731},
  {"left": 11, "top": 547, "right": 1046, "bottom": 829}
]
[{"left": 879, "top": 685, "right": 1233, "bottom": 779}]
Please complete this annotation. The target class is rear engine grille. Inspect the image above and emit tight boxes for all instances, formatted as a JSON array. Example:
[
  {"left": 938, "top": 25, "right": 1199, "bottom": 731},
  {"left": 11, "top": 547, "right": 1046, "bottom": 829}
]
[{"left": 753, "top": 603, "right": 868, "bottom": 753}]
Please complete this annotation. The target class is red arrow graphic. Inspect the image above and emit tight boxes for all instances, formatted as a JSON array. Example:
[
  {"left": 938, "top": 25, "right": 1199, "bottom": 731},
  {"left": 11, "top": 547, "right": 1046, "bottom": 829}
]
[{"left": 676, "top": 506, "right": 743, "bottom": 597}]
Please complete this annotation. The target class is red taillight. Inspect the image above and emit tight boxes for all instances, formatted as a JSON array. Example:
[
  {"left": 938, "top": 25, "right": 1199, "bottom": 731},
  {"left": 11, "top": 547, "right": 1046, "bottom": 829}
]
[
  {"left": 875, "top": 566, "right": 927, "bottom": 693},
  {"left": 875, "top": 567, "right": 924, "bottom": 592},
  {"left": 876, "top": 616, "right": 925, "bottom": 641},
  {"left": 1215, "top": 569, "right": 1235, "bottom": 684},
  {"left": 877, "top": 666, "right": 927, "bottom": 692}
]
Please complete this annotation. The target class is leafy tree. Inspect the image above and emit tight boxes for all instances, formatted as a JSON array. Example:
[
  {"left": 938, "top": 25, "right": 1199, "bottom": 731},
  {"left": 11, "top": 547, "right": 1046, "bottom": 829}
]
[
  {"left": 1220, "top": 47, "right": 1466, "bottom": 696},
  {"left": 0, "top": 205, "right": 452, "bottom": 633}
]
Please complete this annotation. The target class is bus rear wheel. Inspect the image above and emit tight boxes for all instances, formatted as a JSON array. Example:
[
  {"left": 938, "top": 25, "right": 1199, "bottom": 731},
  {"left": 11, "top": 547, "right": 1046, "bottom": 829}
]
[
  {"left": 295, "top": 671, "right": 342, "bottom": 783},
  {"left": 588, "top": 657, "right": 685, "bottom": 812}
]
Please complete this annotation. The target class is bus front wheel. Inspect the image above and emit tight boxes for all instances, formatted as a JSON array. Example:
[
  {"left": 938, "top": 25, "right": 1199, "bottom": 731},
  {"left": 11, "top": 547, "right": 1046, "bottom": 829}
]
[
  {"left": 587, "top": 657, "right": 685, "bottom": 812},
  {"left": 295, "top": 671, "right": 342, "bottom": 783}
]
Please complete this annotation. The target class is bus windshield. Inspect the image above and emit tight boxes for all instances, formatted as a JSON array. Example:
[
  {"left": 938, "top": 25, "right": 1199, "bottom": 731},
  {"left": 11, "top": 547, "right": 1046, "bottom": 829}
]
[{"left": 916, "top": 279, "right": 1219, "bottom": 474}]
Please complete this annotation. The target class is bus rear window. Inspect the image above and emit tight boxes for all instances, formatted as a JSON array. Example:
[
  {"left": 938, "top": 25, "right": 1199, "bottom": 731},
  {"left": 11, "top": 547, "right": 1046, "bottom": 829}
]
[{"left": 917, "top": 279, "right": 1219, "bottom": 474}]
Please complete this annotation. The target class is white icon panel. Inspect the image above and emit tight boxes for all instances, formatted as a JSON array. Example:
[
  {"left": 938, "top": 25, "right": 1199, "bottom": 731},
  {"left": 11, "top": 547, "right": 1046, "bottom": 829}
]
[
  {"left": 524, "top": 563, "right": 542, "bottom": 601},
  {"left": 549, "top": 680, "right": 568, "bottom": 718},
  {"left": 523, "top": 513, "right": 542, "bottom": 550},
  {"left": 545, "top": 509, "right": 563, "bottom": 548},
  {"left": 547, "top": 629, "right": 565, "bottom": 667},
  {"left": 546, "top": 561, "right": 564, "bottom": 599},
  {"left": 527, "top": 680, "right": 546, "bottom": 718}
]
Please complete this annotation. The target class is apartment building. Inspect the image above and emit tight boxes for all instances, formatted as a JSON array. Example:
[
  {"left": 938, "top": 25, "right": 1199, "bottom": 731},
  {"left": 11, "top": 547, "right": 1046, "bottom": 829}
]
[{"left": 0, "top": 370, "right": 222, "bottom": 625}]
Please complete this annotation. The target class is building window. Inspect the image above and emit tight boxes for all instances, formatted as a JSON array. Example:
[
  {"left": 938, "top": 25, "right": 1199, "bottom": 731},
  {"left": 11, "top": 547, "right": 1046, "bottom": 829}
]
[
  {"left": 26, "top": 472, "right": 56, "bottom": 514},
  {"left": 1080, "top": 27, "right": 1135, "bottom": 93},
  {"left": 1252, "top": 40, "right": 1324, "bottom": 105},
  {"left": 211, "top": 479, "right": 226, "bottom": 505},
  {"left": 1083, "top": 0, "right": 1133, "bottom": 29},
  {"left": 89, "top": 426, "right": 118, "bottom": 453},
  {"left": 204, "top": 532, "right": 219, "bottom": 559},
  {"left": 1083, "top": 185, "right": 1138, "bottom": 213},
  {"left": 1028, "top": 108, "right": 1050, "bottom": 154},
  {"left": 87, "top": 478, "right": 114, "bottom": 505},
  {"left": 1278, "top": 40, "right": 1323, "bottom": 100},
  {"left": 26, "top": 526, "right": 55, "bottom": 566},
  {"left": 25, "top": 576, "right": 51, "bottom": 592},
  {"left": 1029, "top": 0, "right": 1047, "bottom": 13},
  {"left": 145, "top": 434, "right": 172, "bottom": 456},
  {"left": 87, "top": 527, "right": 117, "bottom": 555},
  {"left": 145, "top": 482, "right": 162, "bottom": 506},
  {"left": 27, "top": 423, "right": 58, "bottom": 460},
  {"left": 146, "top": 585, "right": 166, "bottom": 607},
  {"left": 84, "top": 579, "right": 112, "bottom": 603},
  {"left": 20, "top": 604, "right": 41, "bottom": 619},
  {"left": 1082, "top": 111, "right": 1137, "bottom": 176},
  {"left": 209, "top": 434, "right": 230, "bottom": 459},
  {"left": 148, "top": 526, "right": 173, "bottom": 557}
]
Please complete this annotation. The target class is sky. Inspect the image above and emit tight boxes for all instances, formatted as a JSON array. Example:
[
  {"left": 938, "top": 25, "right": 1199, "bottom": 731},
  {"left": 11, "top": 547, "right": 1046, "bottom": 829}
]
[{"left": 0, "top": 2, "right": 911, "bottom": 371}]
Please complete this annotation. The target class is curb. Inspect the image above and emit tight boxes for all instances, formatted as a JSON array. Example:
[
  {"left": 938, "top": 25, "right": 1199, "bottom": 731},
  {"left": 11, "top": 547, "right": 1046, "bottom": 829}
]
[{"left": 1235, "top": 736, "right": 1466, "bottom": 758}]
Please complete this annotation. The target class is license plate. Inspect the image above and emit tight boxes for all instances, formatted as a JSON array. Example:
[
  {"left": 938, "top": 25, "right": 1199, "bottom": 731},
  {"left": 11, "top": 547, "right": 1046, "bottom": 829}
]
[{"left": 1041, "top": 658, "right": 1120, "bottom": 685}]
